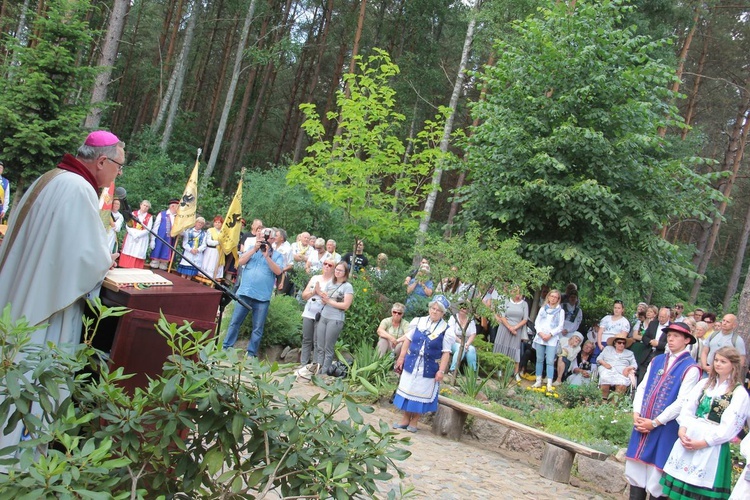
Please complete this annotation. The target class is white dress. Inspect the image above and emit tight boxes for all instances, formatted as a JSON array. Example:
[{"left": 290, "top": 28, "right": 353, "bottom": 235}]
[
  {"left": 730, "top": 432, "right": 750, "bottom": 499},
  {"left": 597, "top": 346, "right": 637, "bottom": 386},
  {"left": 121, "top": 210, "right": 152, "bottom": 261},
  {"left": 199, "top": 227, "right": 223, "bottom": 279},
  {"left": 663, "top": 379, "right": 750, "bottom": 489}
]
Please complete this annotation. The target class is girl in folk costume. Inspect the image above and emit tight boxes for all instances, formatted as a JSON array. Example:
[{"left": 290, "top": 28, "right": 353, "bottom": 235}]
[
  {"left": 119, "top": 200, "right": 153, "bottom": 268},
  {"left": 661, "top": 346, "right": 750, "bottom": 500},
  {"left": 199, "top": 215, "right": 224, "bottom": 280},
  {"left": 393, "top": 295, "right": 456, "bottom": 433},
  {"left": 177, "top": 217, "right": 207, "bottom": 279}
]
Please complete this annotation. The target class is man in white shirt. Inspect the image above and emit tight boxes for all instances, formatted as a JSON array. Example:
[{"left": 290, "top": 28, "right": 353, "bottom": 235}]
[
  {"left": 700, "top": 313, "right": 746, "bottom": 373},
  {"left": 625, "top": 322, "right": 701, "bottom": 500}
]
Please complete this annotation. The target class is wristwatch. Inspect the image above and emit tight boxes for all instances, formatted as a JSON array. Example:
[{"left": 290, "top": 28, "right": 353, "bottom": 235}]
[
  {"left": 651, "top": 419, "right": 660, "bottom": 428},
  {"left": 437, "top": 370, "right": 445, "bottom": 375}
]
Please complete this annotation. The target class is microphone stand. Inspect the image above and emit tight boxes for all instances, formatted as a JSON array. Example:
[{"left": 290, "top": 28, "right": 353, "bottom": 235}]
[{"left": 120, "top": 210, "right": 250, "bottom": 336}]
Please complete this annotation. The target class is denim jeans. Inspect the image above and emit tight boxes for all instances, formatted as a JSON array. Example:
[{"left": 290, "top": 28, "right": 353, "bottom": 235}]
[
  {"left": 449, "top": 343, "right": 477, "bottom": 371},
  {"left": 534, "top": 342, "right": 556, "bottom": 379},
  {"left": 222, "top": 296, "right": 271, "bottom": 356}
]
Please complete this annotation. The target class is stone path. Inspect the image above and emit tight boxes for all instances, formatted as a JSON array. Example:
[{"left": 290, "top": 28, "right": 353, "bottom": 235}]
[{"left": 287, "top": 379, "right": 622, "bottom": 500}]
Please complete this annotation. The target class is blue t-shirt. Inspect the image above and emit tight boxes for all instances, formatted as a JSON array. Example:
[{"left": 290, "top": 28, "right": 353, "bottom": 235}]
[{"left": 237, "top": 250, "right": 285, "bottom": 301}]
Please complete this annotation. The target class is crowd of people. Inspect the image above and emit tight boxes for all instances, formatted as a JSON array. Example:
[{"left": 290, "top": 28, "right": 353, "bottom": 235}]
[{"left": 4, "top": 130, "right": 750, "bottom": 497}]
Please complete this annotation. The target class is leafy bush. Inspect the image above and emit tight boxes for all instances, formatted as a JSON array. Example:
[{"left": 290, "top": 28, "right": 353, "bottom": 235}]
[
  {"left": 473, "top": 336, "right": 514, "bottom": 381},
  {"left": 339, "top": 276, "right": 389, "bottom": 348},
  {"left": 557, "top": 382, "right": 603, "bottom": 408},
  {"left": 0, "top": 302, "right": 411, "bottom": 498},
  {"left": 338, "top": 341, "right": 397, "bottom": 398},
  {"left": 253, "top": 294, "right": 303, "bottom": 348},
  {"left": 535, "top": 399, "right": 633, "bottom": 452}
]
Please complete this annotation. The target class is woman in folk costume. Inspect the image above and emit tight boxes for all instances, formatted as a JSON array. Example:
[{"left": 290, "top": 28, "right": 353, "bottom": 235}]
[
  {"left": 393, "top": 295, "right": 455, "bottom": 433},
  {"left": 199, "top": 215, "right": 224, "bottom": 280},
  {"left": 177, "top": 217, "right": 207, "bottom": 279},
  {"left": 661, "top": 346, "right": 750, "bottom": 500},
  {"left": 119, "top": 200, "right": 153, "bottom": 268}
]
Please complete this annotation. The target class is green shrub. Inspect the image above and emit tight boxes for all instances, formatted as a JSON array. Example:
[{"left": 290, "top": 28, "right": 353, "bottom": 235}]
[
  {"left": 557, "top": 382, "right": 603, "bottom": 408},
  {"left": 339, "top": 276, "right": 389, "bottom": 348},
  {"left": 473, "top": 336, "right": 514, "bottom": 380},
  {"left": 535, "top": 400, "right": 633, "bottom": 452},
  {"left": 0, "top": 301, "right": 410, "bottom": 498},
  {"left": 338, "top": 341, "right": 397, "bottom": 399},
  {"left": 239, "top": 294, "right": 302, "bottom": 348}
]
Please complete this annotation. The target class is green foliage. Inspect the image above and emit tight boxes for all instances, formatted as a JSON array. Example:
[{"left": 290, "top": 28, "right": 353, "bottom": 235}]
[
  {"left": 123, "top": 132, "right": 230, "bottom": 220},
  {"left": 473, "top": 336, "right": 515, "bottom": 383},
  {"left": 535, "top": 398, "right": 633, "bottom": 453},
  {"left": 241, "top": 166, "right": 342, "bottom": 240},
  {"left": 0, "top": 302, "right": 410, "bottom": 498},
  {"left": 339, "top": 276, "right": 390, "bottom": 348},
  {"left": 557, "top": 382, "right": 604, "bottom": 408},
  {"left": 456, "top": 364, "right": 493, "bottom": 399},
  {"left": 288, "top": 48, "right": 456, "bottom": 244},
  {"left": 338, "top": 341, "right": 396, "bottom": 398},
  {"left": 0, "top": 0, "right": 99, "bottom": 185},
  {"left": 463, "top": 0, "right": 718, "bottom": 294},
  {"left": 256, "top": 294, "right": 303, "bottom": 349}
]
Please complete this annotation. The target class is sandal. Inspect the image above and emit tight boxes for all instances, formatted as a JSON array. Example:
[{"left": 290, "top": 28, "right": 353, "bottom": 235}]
[
  {"left": 392, "top": 423, "right": 408, "bottom": 430},
  {"left": 406, "top": 426, "right": 418, "bottom": 433}
]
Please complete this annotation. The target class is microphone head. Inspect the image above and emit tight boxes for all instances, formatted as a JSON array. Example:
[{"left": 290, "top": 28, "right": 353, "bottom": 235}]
[{"left": 114, "top": 186, "right": 127, "bottom": 199}]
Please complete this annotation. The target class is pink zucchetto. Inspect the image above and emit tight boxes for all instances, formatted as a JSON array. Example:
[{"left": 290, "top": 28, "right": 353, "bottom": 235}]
[{"left": 84, "top": 130, "right": 120, "bottom": 147}]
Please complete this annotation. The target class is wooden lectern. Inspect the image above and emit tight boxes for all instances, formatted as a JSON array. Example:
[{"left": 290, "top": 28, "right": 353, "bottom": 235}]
[{"left": 95, "top": 271, "right": 222, "bottom": 394}]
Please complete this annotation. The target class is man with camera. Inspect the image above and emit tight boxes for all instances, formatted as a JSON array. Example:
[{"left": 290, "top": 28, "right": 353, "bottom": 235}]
[{"left": 222, "top": 225, "right": 284, "bottom": 356}]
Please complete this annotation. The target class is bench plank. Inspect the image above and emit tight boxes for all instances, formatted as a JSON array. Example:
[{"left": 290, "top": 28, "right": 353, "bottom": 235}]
[{"left": 437, "top": 396, "right": 608, "bottom": 461}]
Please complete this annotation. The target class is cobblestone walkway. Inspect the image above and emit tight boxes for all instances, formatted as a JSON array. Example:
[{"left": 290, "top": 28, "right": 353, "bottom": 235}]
[{"left": 288, "top": 380, "right": 620, "bottom": 500}]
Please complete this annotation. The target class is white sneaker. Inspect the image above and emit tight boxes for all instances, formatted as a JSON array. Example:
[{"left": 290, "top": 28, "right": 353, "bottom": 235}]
[
  {"left": 515, "top": 373, "right": 521, "bottom": 383},
  {"left": 532, "top": 377, "right": 542, "bottom": 388}
]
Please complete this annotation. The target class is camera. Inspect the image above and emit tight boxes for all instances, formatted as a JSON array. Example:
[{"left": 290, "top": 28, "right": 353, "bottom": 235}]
[{"left": 259, "top": 228, "right": 273, "bottom": 252}]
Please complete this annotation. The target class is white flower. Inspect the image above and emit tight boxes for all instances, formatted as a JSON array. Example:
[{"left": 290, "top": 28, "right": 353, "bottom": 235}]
[{"left": 611, "top": 420, "right": 618, "bottom": 424}]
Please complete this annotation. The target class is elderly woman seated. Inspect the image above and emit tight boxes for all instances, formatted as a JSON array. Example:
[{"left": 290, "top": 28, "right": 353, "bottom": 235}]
[
  {"left": 597, "top": 332, "right": 637, "bottom": 400},
  {"left": 552, "top": 332, "right": 583, "bottom": 386}
]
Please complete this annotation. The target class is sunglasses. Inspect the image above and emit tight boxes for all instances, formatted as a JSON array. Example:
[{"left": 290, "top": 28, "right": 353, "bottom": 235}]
[
  {"left": 392, "top": 310, "right": 403, "bottom": 315},
  {"left": 615, "top": 340, "right": 626, "bottom": 345},
  {"left": 323, "top": 263, "right": 334, "bottom": 268}
]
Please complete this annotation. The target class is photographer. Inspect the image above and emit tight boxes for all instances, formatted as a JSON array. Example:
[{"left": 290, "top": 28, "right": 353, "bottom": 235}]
[
  {"left": 222, "top": 226, "right": 285, "bottom": 357},
  {"left": 403, "top": 262, "right": 433, "bottom": 318}
]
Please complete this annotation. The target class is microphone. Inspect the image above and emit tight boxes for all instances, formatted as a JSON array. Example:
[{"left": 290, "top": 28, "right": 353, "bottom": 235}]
[{"left": 114, "top": 186, "right": 133, "bottom": 222}]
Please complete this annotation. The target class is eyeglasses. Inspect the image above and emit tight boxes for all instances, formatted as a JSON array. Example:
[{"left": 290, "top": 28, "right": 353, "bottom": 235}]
[
  {"left": 106, "top": 157, "right": 125, "bottom": 172},
  {"left": 392, "top": 310, "right": 403, "bottom": 315},
  {"left": 704, "top": 320, "right": 714, "bottom": 324},
  {"left": 615, "top": 341, "right": 626, "bottom": 345},
  {"left": 323, "top": 263, "right": 334, "bottom": 268},
  {"left": 675, "top": 305, "right": 684, "bottom": 309}
]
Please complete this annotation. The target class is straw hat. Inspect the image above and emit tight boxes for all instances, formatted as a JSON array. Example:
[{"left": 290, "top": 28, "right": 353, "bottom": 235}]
[{"left": 606, "top": 332, "right": 635, "bottom": 348}]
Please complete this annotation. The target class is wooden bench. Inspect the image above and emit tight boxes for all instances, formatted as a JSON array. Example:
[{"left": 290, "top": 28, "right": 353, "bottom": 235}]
[{"left": 434, "top": 395, "right": 608, "bottom": 484}]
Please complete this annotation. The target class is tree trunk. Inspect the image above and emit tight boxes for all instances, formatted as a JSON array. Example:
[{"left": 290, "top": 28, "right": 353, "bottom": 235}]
[
  {"left": 112, "top": 1, "right": 145, "bottom": 132},
  {"left": 204, "top": 0, "right": 260, "bottom": 182},
  {"left": 160, "top": 1, "right": 198, "bottom": 150},
  {"left": 723, "top": 203, "right": 750, "bottom": 311},
  {"left": 152, "top": 0, "right": 186, "bottom": 123},
  {"left": 186, "top": 0, "right": 225, "bottom": 112},
  {"left": 682, "top": 22, "right": 709, "bottom": 139},
  {"left": 444, "top": 53, "right": 496, "bottom": 238},
  {"left": 415, "top": 0, "right": 480, "bottom": 263},
  {"left": 84, "top": 0, "right": 130, "bottom": 128},
  {"left": 734, "top": 253, "right": 750, "bottom": 371},
  {"left": 658, "top": 8, "right": 700, "bottom": 138},
  {"left": 292, "top": 0, "right": 334, "bottom": 163},
  {"left": 690, "top": 88, "right": 750, "bottom": 302},
  {"left": 201, "top": 20, "right": 238, "bottom": 156}
]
